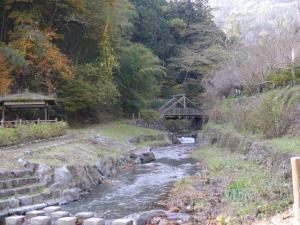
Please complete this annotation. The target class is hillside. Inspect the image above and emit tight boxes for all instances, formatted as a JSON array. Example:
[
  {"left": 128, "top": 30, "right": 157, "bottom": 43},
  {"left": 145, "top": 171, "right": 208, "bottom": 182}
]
[{"left": 209, "top": 0, "right": 300, "bottom": 41}]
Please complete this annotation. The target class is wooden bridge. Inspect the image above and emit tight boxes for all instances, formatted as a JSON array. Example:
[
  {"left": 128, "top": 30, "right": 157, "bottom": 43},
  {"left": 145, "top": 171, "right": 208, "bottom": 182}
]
[{"left": 159, "top": 94, "right": 202, "bottom": 119}]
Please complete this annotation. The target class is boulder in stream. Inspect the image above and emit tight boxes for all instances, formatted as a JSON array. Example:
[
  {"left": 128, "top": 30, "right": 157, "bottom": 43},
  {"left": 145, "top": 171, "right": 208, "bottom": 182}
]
[
  {"left": 60, "top": 188, "right": 81, "bottom": 204},
  {"left": 139, "top": 152, "right": 155, "bottom": 164},
  {"left": 135, "top": 210, "right": 167, "bottom": 225}
]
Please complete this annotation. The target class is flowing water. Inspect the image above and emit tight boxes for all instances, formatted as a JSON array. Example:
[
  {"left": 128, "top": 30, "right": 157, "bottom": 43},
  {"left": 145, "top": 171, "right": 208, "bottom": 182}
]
[{"left": 61, "top": 144, "right": 199, "bottom": 219}]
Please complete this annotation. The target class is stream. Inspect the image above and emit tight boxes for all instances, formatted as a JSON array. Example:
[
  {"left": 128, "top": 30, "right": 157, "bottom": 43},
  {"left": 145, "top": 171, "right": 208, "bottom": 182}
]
[{"left": 61, "top": 144, "right": 199, "bottom": 220}]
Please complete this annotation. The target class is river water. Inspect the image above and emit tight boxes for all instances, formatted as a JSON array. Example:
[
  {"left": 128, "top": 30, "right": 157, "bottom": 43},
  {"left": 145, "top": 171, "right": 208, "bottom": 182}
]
[{"left": 61, "top": 144, "right": 199, "bottom": 219}]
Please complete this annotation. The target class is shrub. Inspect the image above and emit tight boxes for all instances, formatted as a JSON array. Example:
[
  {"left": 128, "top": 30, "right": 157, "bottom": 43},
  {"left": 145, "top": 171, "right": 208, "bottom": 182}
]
[
  {"left": 0, "top": 128, "right": 17, "bottom": 146},
  {"left": 140, "top": 109, "right": 160, "bottom": 124},
  {"left": 164, "top": 119, "right": 191, "bottom": 133},
  {"left": 267, "top": 69, "right": 291, "bottom": 87},
  {"left": 225, "top": 180, "right": 250, "bottom": 201},
  {"left": 0, "top": 122, "right": 67, "bottom": 147},
  {"left": 209, "top": 87, "right": 300, "bottom": 138}
]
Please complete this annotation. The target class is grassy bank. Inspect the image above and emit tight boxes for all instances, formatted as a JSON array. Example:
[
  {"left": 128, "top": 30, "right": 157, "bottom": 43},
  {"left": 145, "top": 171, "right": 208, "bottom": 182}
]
[
  {"left": 166, "top": 124, "right": 293, "bottom": 225},
  {"left": 0, "top": 122, "right": 67, "bottom": 147},
  {"left": 0, "top": 121, "right": 167, "bottom": 169},
  {"left": 210, "top": 85, "right": 300, "bottom": 139}
]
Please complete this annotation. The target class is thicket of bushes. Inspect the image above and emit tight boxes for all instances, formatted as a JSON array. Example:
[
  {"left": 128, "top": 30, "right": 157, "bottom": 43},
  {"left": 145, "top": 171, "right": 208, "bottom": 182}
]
[
  {"left": 140, "top": 109, "right": 161, "bottom": 125},
  {"left": 209, "top": 87, "right": 300, "bottom": 138},
  {"left": 0, "top": 122, "right": 67, "bottom": 147}
]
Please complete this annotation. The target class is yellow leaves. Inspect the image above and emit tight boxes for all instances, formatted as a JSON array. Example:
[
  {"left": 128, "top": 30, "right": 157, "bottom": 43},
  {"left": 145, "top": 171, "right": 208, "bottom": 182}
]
[
  {"left": 46, "top": 44, "right": 73, "bottom": 80},
  {"left": 0, "top": 54, "right": 13, "bottom": 95},
  {"left": 9, "top": 25, "right": 74, "bottom": 93}
]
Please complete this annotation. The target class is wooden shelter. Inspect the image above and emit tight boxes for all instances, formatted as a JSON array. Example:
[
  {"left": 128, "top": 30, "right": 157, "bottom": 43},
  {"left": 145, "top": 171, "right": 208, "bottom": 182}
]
[
  {"left": 0, "top": 91, "right": 57, "bottom": 127},
  {"left": 159, "top": 94, "right": 202, "bottom": 119}
]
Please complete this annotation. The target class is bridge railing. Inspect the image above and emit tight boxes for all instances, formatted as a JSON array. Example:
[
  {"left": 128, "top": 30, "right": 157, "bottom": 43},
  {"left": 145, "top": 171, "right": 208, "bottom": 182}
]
[{"left": 160, "top": 107, "right": 202, "bottom": 116}]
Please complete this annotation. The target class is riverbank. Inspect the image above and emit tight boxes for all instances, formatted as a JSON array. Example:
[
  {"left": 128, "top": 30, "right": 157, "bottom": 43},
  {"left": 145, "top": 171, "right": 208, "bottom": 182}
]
[
  {"left": 0, "top": 121, "right": 169, "bottom": 220},
  {"left": 0, "top": 121, "right": 169, "bottom": 169},
  {"left": 164, "top": 122, "right": 294, "bottom": 225}
]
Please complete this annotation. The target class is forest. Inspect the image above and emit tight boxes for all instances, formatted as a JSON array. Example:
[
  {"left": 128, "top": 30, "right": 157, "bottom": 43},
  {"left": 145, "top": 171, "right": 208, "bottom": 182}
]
[{"left": 0, "top": 0, "right": 226, "bottom": 122}]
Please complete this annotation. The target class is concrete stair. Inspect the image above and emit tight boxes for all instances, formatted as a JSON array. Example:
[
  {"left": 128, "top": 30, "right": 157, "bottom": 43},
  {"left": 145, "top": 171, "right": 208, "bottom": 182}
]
[
  {"left": 0, "top": 169, "right": 58, "bottom": 215},
  {"left": 0, "top": 183, "right": 47, "bottom": 198},
  {"left": 0, "top": 177, "right": 39, "bottom": 189}
]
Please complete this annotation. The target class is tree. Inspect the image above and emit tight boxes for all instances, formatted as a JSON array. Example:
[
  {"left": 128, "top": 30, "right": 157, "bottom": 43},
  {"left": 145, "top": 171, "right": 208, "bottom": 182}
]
[{"left": 115, "top": 42, "right": 166, "bottom": 114}]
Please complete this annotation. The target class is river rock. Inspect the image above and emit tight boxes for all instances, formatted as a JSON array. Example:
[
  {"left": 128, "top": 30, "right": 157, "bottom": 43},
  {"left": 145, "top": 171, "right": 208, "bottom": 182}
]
[
  {"left": 139, "top": 152, "right": 155, "bottom": 164},
  {"left": 95, "top": 159, "right": 111, "bottom": 178},
  {"left": 135, "top": 210, "right": 167, "bottom": 225},
  {"left": 38, "top": 164, "right": 54, "bottom": 185},
  {"left": 54, "top": 166, "right": 73, "bottom": 187},
  {"left": 84, "top": 218, "right": 105, "bottom": 225},
  {"left": 5, "top": 216, "right": 25, "bottom": 225},
  {"left": 60, "top": 188, "right": 81, "bottom": 204},
  {"left": 112, "top": 219, "right": 133, "bottom": 225},
  {"left": 152, "top": 217, "right": 180, "bottom": 225},
  {"left": 129, "top": 153, "right": 141, "bottom": 164}
]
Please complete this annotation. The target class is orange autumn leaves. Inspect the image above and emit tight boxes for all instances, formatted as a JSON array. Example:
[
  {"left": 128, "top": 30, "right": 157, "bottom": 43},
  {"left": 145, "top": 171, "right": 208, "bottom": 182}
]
[
  {"left": 0, "top": 54, "right": 12, "bottom": 95},
  {"left": 7, "top": 28, "right": 74, "bottom": 93}
]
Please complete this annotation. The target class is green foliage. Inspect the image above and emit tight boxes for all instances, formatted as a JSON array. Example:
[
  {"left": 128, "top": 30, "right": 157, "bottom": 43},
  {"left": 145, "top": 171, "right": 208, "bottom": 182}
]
[
  {"left": 0, "top": 122, "right": 67, "bottom": 147},
  {"left": 115, "top": 42, "right": 166, "bottom": 113},
  {"left": 267, "top": 68, "right": 300, "bottom": 87},
  {"left": 225, "top": 180, "right": 250, "bottom": 201},
  {"left": 210, "top": 87, "right": 300, "bottom": 138},
  {"left": 140, "top": 109, "right": 160, "bottom": 124},
  {"left": 0, "top": 0, "right": 224, "bottom": 122},
  {"left": 267, "top": 69, "right": 291, "bottom": 86},
  {"left": 164, "top": 119, "right": 191, "bottom": 133},
  {"left": 60, "top": 60, "right": 118, "bottom": 121}
]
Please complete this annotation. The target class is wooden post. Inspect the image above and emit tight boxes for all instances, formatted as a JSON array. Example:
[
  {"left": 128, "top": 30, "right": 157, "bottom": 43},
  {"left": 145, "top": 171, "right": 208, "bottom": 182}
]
[
  {"left": 292, "top": 49, "right": 297, "bottom": 86},
  {"left": 292, "top": 157, "right": 300, "bottom": 224},
  {"left": 55, "top": 118, "right": 58, "bottom": 123},
  {"left": 1, "top": 119, "right": 3, "bottom": 128},
  {"left": 45, "top": 104, "right": 48, "bottom": 121},
  {"left": 2, "top": 107, "right": 5, "bottom": 125},
  {"left": 132, "top": 113, "right": 135, "bottom": 120},
  {"left": 139, "top": 112, "right": 141, "bottom": 120}
]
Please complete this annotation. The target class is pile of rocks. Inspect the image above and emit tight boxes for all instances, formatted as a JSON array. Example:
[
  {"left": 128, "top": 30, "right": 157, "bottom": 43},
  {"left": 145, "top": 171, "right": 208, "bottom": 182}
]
[{"left": 5, "top": 206, "right": 133, "bottom": 225}]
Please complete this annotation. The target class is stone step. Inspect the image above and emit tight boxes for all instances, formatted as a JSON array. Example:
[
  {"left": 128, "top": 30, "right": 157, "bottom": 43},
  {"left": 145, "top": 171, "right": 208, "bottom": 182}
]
[
  {"left": 0, "top": 199, "right": 60, "bottom": 219},
  {"left": 0, "top": 183, "right": 46, "bottom": 199},
  {"left": 0, "top": 177, "right": 39, "bottom": 190},
  {"left": 0, "top": 169, "right": 34, "bottom": 180},
  {"left": 0, "top": 190, "right": 60, "bottom": 210}
]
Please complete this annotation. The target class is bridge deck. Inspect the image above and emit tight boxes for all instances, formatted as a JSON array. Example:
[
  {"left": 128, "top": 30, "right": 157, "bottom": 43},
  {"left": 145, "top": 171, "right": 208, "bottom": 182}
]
[{"left": 160, "top": 108, "right": 202, "bottom": 117}]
